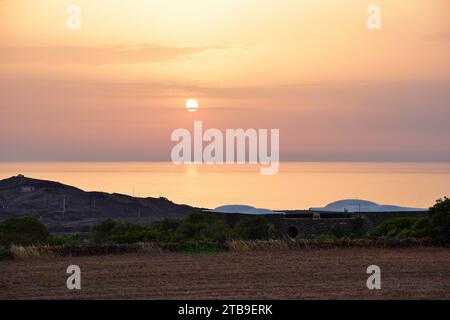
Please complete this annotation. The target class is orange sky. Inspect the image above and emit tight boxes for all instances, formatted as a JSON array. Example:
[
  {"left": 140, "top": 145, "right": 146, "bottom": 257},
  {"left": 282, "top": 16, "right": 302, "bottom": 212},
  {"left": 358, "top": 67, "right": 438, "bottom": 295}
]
[{"left": 0, "top": 0, "right": 449, "bottom": 161}]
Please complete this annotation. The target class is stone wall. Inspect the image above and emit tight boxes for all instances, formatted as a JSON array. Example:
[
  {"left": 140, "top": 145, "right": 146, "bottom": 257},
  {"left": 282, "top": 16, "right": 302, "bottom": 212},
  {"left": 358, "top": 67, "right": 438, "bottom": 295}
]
[
  {"left": 207, "top": 210, "right": 427, "bottom": 239},
  {"left": 280, "top": 218, "right": 357, "bottom": 239},
  {"left": 279, "top": 211, "right": 427, "bottom": 239}
]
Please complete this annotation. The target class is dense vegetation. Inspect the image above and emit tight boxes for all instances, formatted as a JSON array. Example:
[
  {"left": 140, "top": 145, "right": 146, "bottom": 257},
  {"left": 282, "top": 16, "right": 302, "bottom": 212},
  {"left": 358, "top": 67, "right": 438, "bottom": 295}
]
[
  {"left": 0, "top": 197, "right": 448, "bottom": 257},
  {"left": 428, "top": 197, "right": 450, "bottom": 243},
  {"left": 0, "top": 216, "right": 50, "bottom": 246},
  {"left": 89, "top": 214, "right": 275, "bottom": 245},
  {"left": 0, "top": 213, "right": 275, "bottom": 254},
  {"left": 90, "top": 213, "right": 232, "bottom": 245},
  {"left": 369, "top": 197, "right": 450, "bottom": 244},
  {"left": 369, "top": 216, "right": 429, "bottom": 238},
  {"left": 0, "top": 216, "right": 51, "bottom": 259}
]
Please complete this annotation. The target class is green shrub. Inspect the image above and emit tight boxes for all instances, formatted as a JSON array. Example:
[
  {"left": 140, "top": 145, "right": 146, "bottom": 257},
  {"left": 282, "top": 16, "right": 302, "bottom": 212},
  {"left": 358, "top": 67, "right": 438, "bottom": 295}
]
[
  {"left": 342, "top": 232, "right": 367, "bottom": 239},
  {"left": 295, "top": 233, "right": 306, "bottom": 240},
  {"left": 397, "top": 228, "right": 412, "bottom": 238},
  {"left": 410, "top": 217, "right": 430, "bottom": 238},
  {"left": 0, "top": 216, "right": 50, "bottom": 246},
  {"left": 332, "top": 228, "right": 346, "bottom": 239},
  {"left": 177, "top": 214, "right": 230, "bottom": 241},
  {"left": 49, "top": 233, "right": 86, "bottom": 246},
  {"left": 90, "top": 213, "right": 232, "bottom": 244},
  {"left": 234, "top": 216, "right": 271, "bottom": 240},
  {"left": 154, "top": 218, "right": 180, "bottom": 235},
  {"left": 369, "top": 216, "right": 420, "bottom": 238},
  {"left": 90, "top": 218, "right": 117, "bottom": 243},
  {"left": 0, "top": 246, "right": 9, "bottom": 260},
  {"left": 429, "top": 197, "right": 450, "bottom": 243},
  {"left": 179, "top": 239, "right": 225, "bottom": 254},
  {"left": 149, "top": 218, "right": 182, "bottom": 242},
  {"left": 313, "top": 234, "right": 337, "bottom": 241},
  {"left": 91, "top": 219, "right": 158, "bottom": 244}
]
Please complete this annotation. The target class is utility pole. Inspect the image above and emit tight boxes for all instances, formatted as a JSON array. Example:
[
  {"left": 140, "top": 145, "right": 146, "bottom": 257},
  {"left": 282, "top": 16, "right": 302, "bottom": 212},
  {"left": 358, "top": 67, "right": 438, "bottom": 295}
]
[{"left": 62, "top": 195, "right": 66, "bottom": 220}]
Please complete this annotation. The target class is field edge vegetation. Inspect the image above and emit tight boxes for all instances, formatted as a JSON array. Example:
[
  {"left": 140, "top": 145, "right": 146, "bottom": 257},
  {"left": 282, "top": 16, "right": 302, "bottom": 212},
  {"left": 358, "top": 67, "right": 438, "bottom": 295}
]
[{"left": 0, "top": 197, "right": 449, "bottom": 260}]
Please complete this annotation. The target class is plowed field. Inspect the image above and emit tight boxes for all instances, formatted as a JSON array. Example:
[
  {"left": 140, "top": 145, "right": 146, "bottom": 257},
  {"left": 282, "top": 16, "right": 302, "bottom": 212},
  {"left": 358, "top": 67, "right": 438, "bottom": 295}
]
[{"left": 1, "top": 248, "right": 449, "bottom": 299}]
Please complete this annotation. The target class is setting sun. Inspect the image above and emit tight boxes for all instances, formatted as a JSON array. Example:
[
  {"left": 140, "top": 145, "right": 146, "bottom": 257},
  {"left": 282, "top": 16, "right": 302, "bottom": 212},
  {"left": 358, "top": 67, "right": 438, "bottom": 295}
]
[{"left": 185, "top": 99, "right": 199, "bottom": 112}]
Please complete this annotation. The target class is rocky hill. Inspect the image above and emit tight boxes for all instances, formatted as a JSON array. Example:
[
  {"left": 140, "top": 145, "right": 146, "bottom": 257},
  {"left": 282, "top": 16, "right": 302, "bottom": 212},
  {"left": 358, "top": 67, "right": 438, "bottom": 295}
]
[{"left": 0, "top": 175, "right": 199, "bottom": 232}]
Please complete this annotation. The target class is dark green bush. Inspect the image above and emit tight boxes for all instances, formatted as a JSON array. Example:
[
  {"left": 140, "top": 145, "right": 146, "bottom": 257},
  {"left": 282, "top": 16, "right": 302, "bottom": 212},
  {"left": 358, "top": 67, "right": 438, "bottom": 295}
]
[
  {"left": 233, "top": 216, "right": 271, "bottom": 240},
  {"left": 353, "top": 197, "right": 450, "bottom": 243},
  {"left": 49, "top": 233, "right": 86, "bottom": 247},
  {"left": 90, "top": 218, "right": 117, "bottom": 243},
  {"left": 0, "top": 245, "right": 8, "bottom": 260},
  {"left": 179, "top": 239, "right": 225, "bottom": 254},
  {"left": 150, "top": 218, "right": 182, "bottom": 242},
  {"left": 313, "top": 234, "right": 337, "bottom": 241},
  {"left": 90, "top": 213, "right": 232, "bottom": 244},
  {"left": 160, "top": 213, "right": 232, "bottom": 243},
  {"left": 90, "top": 219, "right": 157, "bottom": 244},
  {"left": 369, "top": 216, "right": 421, "bottom": 238},
  {"left": 0, "top": 216, "right": 50, "bottom": 246},
  {"left": 332, "top": 227, "right": 347, "bottom": 239},
  {"left": 410, "top": 217, "right": 430, "bottom": 238},
  {"left": 429, "top": 197, "right": 450, "bottom": 243}
]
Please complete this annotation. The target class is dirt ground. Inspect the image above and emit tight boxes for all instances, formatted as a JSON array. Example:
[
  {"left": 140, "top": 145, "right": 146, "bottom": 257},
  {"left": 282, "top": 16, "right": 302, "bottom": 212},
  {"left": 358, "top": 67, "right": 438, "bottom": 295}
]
[{"left": 1, "top": 247, "right": 449, "bottom": 299}]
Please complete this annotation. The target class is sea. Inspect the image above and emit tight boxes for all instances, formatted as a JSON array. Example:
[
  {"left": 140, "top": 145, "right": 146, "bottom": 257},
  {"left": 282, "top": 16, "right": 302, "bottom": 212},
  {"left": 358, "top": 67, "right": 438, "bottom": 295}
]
[{"left": 0, "top": 162, "right": 449, "bottom": 210}]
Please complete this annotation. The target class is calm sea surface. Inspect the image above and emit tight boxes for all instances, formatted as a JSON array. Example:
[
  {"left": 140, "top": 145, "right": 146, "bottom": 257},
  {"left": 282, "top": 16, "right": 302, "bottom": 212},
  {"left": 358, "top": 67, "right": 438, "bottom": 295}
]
[{"left": 1, "top": 162, "right": 449, "bottom": 210}]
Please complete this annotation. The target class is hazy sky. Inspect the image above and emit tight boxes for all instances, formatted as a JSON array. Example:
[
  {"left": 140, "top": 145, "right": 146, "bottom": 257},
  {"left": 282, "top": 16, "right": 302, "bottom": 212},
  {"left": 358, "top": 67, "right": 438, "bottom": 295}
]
[{"left": 0, "top": 0, "right": 449, "bottom": 161}]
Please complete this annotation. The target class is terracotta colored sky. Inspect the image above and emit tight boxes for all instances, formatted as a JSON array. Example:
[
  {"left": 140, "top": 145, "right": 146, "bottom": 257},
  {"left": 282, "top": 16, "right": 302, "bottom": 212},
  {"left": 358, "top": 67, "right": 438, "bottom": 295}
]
[{"left": 0, "top": 0, "right": 449, "bottom": 161}]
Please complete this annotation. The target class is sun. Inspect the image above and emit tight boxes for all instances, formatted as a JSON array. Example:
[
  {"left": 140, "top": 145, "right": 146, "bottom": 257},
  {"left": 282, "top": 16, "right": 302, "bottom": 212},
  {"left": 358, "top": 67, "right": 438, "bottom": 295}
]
[{"left": 185, "top": 99, "right": 199, "bottom": 112}]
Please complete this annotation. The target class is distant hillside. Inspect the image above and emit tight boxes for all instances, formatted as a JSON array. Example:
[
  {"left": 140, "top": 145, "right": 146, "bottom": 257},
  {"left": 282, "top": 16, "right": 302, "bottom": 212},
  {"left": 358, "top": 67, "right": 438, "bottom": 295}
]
[{"left": 0, "top": 175, "right": 200, "bottom": 232}]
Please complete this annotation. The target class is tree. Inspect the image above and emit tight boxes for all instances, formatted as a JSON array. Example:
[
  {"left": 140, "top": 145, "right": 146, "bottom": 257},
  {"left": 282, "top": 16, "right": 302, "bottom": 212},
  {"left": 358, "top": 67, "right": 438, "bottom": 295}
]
[
  {"left": 176, "top": 213, "right": 231, "bottom": 242},
  {"left": 0, "top": 216, "right": 50, "bottom": 246},
  {"left": 90, "top": 218, "right": 117, "bottom": 243},
  {"left": 429, "top": 197, "right": 450, "bottom": 243}
]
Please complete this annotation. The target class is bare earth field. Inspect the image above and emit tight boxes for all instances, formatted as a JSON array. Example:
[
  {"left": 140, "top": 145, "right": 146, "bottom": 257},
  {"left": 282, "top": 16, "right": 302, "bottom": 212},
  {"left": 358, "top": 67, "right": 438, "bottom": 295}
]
[{"left": 1, "top": 248, "right": 449, "bottom": 299}]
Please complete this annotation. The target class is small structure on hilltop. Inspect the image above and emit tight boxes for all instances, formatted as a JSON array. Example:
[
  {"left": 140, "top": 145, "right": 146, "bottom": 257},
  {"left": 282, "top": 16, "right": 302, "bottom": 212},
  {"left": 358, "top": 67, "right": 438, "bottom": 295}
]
[{"left": 20, "top": 186, "right": 35, "bottom": 193}]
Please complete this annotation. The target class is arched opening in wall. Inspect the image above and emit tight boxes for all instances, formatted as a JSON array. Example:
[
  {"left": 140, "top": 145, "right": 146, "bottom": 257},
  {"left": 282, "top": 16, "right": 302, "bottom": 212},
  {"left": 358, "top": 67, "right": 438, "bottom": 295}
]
[{"left": 287, "top": 226, "right": 298, "bottom": 239}]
